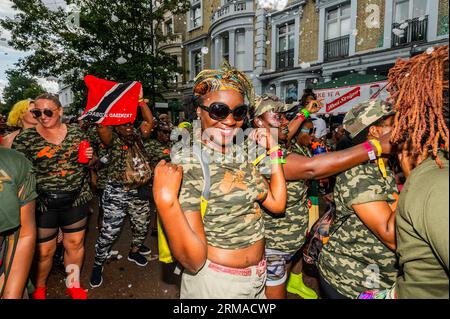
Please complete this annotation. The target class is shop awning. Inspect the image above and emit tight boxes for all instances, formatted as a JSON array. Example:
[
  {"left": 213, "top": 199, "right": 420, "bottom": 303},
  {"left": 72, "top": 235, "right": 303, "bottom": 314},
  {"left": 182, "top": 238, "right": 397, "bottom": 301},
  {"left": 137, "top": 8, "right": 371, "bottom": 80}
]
[
  {"left": 312, "top": 74, "right": 389, "bottom": 115},
  {"left": 313, "top": 73, "right": 387, "bottom": 90}
]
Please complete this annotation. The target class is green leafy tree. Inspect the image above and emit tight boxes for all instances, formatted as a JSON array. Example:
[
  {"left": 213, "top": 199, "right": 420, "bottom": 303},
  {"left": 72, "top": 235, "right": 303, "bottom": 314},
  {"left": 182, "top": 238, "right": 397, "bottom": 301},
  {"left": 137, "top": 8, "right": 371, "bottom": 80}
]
[
  {"left": 0, "top": 101, "right": 8, "bottom": 115},
  {"left": 2, "top": 69, "right": 45, "bottom": 110},
  {"left": 1, "top": 0, "right": 189, "bottom": 113}
]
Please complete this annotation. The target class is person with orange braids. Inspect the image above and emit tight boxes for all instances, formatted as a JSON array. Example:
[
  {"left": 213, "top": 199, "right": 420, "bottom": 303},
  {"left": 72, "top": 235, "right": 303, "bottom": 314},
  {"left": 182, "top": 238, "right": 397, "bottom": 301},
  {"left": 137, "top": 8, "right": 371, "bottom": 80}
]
[{"left": 388, "top": 45, "right": 449, "bottom": 299}]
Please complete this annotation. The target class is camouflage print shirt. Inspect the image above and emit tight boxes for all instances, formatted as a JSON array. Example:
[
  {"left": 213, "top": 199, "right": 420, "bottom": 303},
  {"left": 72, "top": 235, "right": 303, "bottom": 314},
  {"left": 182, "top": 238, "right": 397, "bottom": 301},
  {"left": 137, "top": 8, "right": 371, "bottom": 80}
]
[
  {"left": 106, "top": 129, "right": 149, "bottom": 185},
  {"left": 143, "top": 138, "right": 172, "bottom": 168},
  {"left": 173, "top": 141, "right": 269, "bottom": 250},
  {"left": 318, "top": 162, "right": 398, "bottom": 298},
  {"left": 260, "top": 144, "right": 310, "bottom": 253},
  {"left": 0, "top": 147, "right": 37, "bottom": 234},
  {"left": 12, "top": 125, "right": 93, "bottom": 207},
  {"left": 86, "top": 126, "right": 109, "bottom": 190}
]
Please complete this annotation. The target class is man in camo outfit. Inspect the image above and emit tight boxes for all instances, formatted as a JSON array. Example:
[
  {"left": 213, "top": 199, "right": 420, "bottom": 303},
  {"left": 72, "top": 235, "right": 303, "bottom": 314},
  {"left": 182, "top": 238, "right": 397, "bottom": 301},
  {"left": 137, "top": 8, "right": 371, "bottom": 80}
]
[
  {"left": 144, "top": 121, "right": 173, "bottom": 168},
  {"left": 251, "top": 94, "right": 318, "bottom": 299},
  {"left": 318, "top": 100, "right": 398, "bottom": 298},
  {"left": 89, "top": 99, "right": 154, "bottom": 289}
]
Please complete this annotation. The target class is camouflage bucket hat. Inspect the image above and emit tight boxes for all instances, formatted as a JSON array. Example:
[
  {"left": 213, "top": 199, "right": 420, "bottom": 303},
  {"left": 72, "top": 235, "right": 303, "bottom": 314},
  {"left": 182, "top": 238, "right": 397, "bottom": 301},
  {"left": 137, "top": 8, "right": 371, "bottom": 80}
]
[
  {"left": 251, "top": 94, "right": 297, "bottom": 119},
  {"left": 343, "top": 99, "right": 395, "bottom": 139}
]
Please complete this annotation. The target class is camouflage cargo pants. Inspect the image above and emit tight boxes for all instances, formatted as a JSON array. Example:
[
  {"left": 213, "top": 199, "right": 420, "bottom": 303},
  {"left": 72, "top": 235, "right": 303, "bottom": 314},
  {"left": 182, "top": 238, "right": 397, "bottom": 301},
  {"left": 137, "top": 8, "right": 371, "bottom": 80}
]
[{"left": 94, "top": 183, "right": 151, "bottom": 266}]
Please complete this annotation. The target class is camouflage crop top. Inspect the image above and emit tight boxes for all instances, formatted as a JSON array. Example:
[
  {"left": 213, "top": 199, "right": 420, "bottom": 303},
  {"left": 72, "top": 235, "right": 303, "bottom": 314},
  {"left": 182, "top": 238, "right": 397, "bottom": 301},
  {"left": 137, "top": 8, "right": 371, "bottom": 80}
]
[{"left": 173, "top": 142, "right": 269, "bottom": 249}]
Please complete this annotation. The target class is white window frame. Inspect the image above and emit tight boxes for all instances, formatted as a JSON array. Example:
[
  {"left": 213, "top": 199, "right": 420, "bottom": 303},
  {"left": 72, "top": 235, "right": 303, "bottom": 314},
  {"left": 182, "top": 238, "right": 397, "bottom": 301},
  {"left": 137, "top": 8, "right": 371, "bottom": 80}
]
[
  {"left": 235, "top": 29, "right": 246, "bottom": 70},
  {"left": 164, "top": 17, "right": 174, "bottom": 36},
  {"left": 222, "top": 33, "right": 230, "bottom": 62},
  {"left": 325, "top": 3, "right": 351, "bottom": 40},
  {"left": 393, "top": 0, "right": 429, "bottom": 23},
  {"left": 277, "top": 21, "right": 295, "bottom": 53},
  {"left": 189, "top": 0, "right": 203, "bottom": 31},
  {"left": 270, "top": 11, "right": 300, "bottom": 70},
  {"left": 190, "top": 49, "right": 203, "bottom": 80}
]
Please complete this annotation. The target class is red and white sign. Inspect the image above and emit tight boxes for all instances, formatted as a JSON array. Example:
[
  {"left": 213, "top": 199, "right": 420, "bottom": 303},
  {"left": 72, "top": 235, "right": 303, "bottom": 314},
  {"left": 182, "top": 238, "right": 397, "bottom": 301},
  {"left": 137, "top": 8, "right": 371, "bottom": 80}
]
[{"left": 315, "top": 80, "right": 388, "bottom": 115}]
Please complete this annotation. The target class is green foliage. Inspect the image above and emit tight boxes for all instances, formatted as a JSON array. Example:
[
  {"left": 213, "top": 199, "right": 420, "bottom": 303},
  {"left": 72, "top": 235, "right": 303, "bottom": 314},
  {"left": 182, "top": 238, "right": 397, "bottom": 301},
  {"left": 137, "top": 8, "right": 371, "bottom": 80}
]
[
  {"left": 0, "top": 102, "right": 8, "bottom": 115},
  {"left": 0, "top": 0, "right": 190, "bottom": 113},
  {"left": 2, "top": 69, "right": 45, "bottom": 111}
]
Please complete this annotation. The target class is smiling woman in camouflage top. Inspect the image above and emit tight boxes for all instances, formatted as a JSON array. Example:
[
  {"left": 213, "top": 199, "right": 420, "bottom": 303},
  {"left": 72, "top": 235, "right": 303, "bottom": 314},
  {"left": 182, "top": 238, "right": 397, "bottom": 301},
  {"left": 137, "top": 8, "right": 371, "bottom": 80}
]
[
  {"left": 153, "top": 62, "right": 287, "bottom": 299},
  {"left": 12, "top": 93, "right": 94, "bottom": 299},
  {"left": 250, "top": 96, "right": 396, "bottom": 299},
  {"left": 318, "top": 100, "right": 399, "bottom": 299}
]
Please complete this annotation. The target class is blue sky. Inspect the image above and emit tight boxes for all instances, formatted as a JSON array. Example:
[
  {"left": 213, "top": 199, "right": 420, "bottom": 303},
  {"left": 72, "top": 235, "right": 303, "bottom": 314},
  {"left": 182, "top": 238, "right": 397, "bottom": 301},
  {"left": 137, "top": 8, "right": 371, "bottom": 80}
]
[{"left": 0, "top": 0, "right": 61, "bottom": 99}]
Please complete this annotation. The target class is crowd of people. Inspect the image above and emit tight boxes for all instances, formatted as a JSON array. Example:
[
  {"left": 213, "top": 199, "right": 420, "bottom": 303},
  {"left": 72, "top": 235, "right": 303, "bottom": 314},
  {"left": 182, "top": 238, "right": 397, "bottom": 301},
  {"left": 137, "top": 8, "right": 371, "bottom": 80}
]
[{"left": 0, "top": 45, "right": 448, "bottom": 300}]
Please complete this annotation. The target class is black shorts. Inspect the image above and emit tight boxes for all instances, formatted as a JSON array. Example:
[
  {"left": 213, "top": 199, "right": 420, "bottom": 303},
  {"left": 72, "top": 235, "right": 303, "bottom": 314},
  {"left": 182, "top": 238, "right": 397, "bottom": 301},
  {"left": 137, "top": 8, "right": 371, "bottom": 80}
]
[{"left": 37, "top": 203, "right": 88, "bottom": 231}]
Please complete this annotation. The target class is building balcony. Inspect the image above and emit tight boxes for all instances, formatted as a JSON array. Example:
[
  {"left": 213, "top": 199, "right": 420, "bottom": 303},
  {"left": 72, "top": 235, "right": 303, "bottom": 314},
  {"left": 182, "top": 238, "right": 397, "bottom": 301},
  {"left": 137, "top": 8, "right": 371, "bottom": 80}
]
[
  {"left": 392, "top": 16, "right": 428, "bottom": 48},
  {"left": 324, "top": 35, "right": 350, "bottom": 62},
  {"left": 276, "top": 49, "right": 295, "bottom": 70},
  {"left": 159, "top": 34, "right": 183, "bottom": 49},
  {"left": 211, "top": 0, "right": 254, "bottom": 25}
]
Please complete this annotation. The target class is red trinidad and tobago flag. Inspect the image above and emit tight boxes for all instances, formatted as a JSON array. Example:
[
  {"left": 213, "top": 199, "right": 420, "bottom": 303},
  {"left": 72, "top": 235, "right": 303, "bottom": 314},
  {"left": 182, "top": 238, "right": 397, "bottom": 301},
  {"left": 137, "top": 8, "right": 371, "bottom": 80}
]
[{"left": 79, "top": 75, "right": 142, "bottom": 125}]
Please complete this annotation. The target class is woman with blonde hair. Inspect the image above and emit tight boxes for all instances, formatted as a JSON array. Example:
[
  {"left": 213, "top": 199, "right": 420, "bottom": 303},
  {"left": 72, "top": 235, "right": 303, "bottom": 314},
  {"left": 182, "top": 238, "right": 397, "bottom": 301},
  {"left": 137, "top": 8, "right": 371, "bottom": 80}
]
[
  {"left": 12, "top": 93, "right": 94, "bottom": 299},
  {"left": 1, "top": 99, "right": 38, "bottom": 148}
]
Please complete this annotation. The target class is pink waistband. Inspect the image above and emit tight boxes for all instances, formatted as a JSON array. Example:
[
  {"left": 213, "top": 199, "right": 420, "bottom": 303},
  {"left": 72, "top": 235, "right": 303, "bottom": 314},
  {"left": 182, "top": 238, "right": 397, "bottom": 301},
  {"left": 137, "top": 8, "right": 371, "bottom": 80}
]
[{"left": 207, "top": 258, "right": 266, "bottom": 277}]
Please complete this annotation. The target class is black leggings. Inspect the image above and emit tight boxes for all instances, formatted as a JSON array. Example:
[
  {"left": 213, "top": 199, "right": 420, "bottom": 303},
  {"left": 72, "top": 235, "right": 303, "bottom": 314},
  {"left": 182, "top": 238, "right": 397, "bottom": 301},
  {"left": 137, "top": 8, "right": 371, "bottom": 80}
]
[{"left": 319, "top": 276, "right": 349, "bottom": 299}]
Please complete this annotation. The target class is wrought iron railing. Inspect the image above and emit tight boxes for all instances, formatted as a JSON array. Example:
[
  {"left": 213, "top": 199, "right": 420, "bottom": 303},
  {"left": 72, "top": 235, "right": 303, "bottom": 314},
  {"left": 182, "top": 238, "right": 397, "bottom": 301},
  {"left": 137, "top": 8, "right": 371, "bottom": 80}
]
[
  {"left": 276, "top": 48, "right": 295, "bottom": 70},
  {"left": 324, "top": 35, "right": 350, "bottom": 61},
  {"left": 392, "top": 16, "right": 428, "bottom": 47}
]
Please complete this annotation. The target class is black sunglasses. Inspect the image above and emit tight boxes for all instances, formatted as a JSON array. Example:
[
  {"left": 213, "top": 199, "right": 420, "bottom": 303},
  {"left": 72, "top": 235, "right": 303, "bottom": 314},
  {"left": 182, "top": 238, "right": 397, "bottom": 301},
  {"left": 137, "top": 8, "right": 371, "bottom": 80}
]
[
  {"left": 198, "top": 102, "right": 248, "bottom": 121},
  {"left": 31, "top": 108, "right": 57, "bottom": 118}
]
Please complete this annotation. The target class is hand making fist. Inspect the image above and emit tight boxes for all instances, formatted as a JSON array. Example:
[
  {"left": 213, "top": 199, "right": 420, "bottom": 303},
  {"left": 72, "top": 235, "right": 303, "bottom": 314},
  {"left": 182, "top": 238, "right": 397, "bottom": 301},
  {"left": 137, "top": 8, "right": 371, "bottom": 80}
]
[{"left": 153, "top": 160, "right": 183, "bottom": 207}]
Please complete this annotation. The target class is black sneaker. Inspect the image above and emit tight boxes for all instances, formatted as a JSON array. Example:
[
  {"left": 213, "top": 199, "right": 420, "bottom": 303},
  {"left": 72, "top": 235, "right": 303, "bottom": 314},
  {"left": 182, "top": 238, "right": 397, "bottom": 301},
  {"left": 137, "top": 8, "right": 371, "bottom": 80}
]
[
  {"left": 89, "top": 264, "right": 103, "bottom": 288},
  {"left": 138, "top": 244, "right": 152, "bottom": 255},
  {"left": 127, "top": 251, "right": 148, "bottom": 267}
]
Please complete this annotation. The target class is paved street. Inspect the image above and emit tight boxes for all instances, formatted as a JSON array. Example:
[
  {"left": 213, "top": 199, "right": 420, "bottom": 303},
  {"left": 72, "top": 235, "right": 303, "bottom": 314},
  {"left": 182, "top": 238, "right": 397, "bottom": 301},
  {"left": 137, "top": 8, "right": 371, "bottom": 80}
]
[{"left": 43, "top": 198, "right": 321, "bottom": 299}]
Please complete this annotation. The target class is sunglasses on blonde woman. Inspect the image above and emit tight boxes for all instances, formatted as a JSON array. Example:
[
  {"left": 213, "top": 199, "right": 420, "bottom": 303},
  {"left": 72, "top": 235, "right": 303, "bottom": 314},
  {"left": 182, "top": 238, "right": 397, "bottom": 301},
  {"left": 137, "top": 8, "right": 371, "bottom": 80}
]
[{"left": 30, "top": 108, "right": 58, "bottom": 118}]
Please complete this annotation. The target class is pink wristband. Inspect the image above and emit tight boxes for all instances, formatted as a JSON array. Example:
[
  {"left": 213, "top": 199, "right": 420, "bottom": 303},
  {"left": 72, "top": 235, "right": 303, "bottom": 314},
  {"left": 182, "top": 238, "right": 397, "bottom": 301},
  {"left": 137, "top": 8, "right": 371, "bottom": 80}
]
[
  {"left": 363, "top": 141, "right": 377, "bottom": 161},
  {"left": 270, "top": 150, "right": 283, "bottom": 159},
  {"left": 297, "top": 113, "right": 306, "bottom": 121}
]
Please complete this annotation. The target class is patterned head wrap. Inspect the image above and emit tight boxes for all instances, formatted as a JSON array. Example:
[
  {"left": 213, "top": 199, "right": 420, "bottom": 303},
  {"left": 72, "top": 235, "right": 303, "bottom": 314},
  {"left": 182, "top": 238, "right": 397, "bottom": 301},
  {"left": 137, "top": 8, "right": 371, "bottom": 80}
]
[{"left": 193, "top": 60, "right": 255, "bottom": 107}]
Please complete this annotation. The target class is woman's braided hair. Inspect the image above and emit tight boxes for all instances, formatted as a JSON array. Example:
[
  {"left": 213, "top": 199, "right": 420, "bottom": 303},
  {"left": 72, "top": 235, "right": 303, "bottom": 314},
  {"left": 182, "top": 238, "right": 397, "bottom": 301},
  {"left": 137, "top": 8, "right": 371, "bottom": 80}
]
[{"left": 388, "top": 45, "right": 449, "bottom": 166}]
